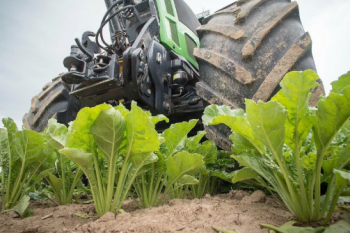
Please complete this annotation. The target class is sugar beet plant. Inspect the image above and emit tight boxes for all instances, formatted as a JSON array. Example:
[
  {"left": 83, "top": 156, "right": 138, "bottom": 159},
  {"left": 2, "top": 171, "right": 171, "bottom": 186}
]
[
  {"left": 131, "top": 120, "right": 207, "bottom": 208},
  {"left": 39, "top": 119, "right": 84, "bottom": 205},
  {"left": 203, "top": 70, "right": 350, "bottom": 224},
  {"left": 59, "top": 102, "right": 167, "bottom": 217},
  {"left": 0, "top": 119, "right": 51, "bottom": 216}
]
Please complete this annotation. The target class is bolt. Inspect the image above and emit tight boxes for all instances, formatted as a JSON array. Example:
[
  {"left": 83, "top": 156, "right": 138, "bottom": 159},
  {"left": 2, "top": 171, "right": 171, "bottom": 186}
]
[
  {"left": 163, "top": 101, "right": 170, "bottom": 111},
  {"left": 156, "top": 53, "right": 162, "bottom": 64},
  {"left": 139, "top": 51, "right": 144, "bottom": 60}
]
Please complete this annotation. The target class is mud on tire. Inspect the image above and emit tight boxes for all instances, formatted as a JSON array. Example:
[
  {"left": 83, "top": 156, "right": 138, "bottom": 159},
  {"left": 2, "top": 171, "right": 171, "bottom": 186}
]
[
  {"left": 194, "top": 0, "right": 325, "bottom": 151},
  {"left": 23, "top": 75, "right": 82, "bottom": 132}
]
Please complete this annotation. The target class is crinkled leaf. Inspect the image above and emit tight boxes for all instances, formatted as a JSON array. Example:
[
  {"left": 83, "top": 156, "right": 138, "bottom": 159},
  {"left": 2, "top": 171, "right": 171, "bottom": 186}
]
[
  {"left": 322, "top": 157, "right": 340, "bottom": 179},
  {"left": 185, "top": 131, "right": 206, "bottom": 153},
  {"left": 66, "top": 104, "right": 112, "bottom": 152},
  {"left": 233, "top": 152, "right": 276, "bottom": 187},
  {"left": 272, "top": 70, "right": 319, "bottom": 149},
  {"left": 166, "top": 151, "right": 204, "bottom": 186},
  {"left": 162, "top": 120, "right": 197, "bottom": 156},
  {"left": 194, "top": 140, "right": 217, "bottom": 165},
  {"left": 331, "top": 71, "right": 350, "bottom": 94},
  {"left": 324, "top": 169, "right": 350, "bottom": 218},
  {"left": 302, "top": 153, "right": 317, "bottom": 170},
  {"left": 246, "top": 99, "right": 287, "bottom": 161},
  {"left": 154, "top": 151, "right": 166, "bottom": 173},
  {"left": 211, "top": 170, "right": 236, "bottom": 182},
  {"left": 89, "top": 108, "right": 126, "bottom": 160}
]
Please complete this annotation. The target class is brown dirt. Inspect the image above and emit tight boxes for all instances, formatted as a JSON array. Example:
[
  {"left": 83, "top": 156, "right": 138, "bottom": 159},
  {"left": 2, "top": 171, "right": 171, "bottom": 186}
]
[{"left": 0, "top": 191, "right": 294, "bottom": 233}]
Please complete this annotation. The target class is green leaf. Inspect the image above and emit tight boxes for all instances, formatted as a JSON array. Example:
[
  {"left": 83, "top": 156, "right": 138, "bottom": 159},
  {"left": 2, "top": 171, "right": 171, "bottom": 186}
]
[
  {"left": 176, "top": 174, "right": 199, "bottom": 186},
  {"left": 194, "top": 140, "right": 217, "bottom": 165},
  {"left": 162, "top": 120, "right": 197, "bottom": 156},
  {"left": 314, "top": 87, "right": 350, "bottom": 154},
  {"left": 233, "top": 152, "right": 276, "bottom": 187},
  {"left": 129, "top": 152, "right": 159, "bottom": 178},
  {"left": 66, "top": 104, "right": 112, "bottom": 152},
  {"left": 261, "top": 223, "right": 325, "bottom": 233},
  {"left": 114, "top": 104, "right": 129, "bottom": 118},
  {"left": 202, "top": 104, "right": 244, "bottom": 126},
  {"left": 185, "top": 131, "right": 206, "bottom": 153},
  {"left": 302, "top": 153, "right": 317, "bottom": 170},
  {"left": 211, "top": 170, "right": 236, "bottom": 183},
  {"left": 3, "top": 195, "right": 30, "bottom": 218},
  {"left": 331, "top": 71, "right": 350, "bottom": 94},
  {"left": 212, "top": 226, "right": 238, "bottom": 233},
  {"left": 325, "top": 219, "right": 350, "bottom": 233},
  {"left": 33, "top": 168, "right": 55, "bottom": 185},
  {"left": 272, "top": 70, "right": 319, "bottom": 119},
  {"left": 229, "top": 132, "right": 256, "bottom": 153},
  {"left": 46, "top": 119, "right": 68, "bottom": 150},
  {"left": 232, "top": 168, "right": 261, "bottom": 183},
  {"left": 59, "top": 148, "right": 96, "bottom": 190},
  {"left": 126, "top": 102, "right": 160, "bottom": 156},
  {"left": 166, "top": 151, "right": 204, "bottom": 186},
  {"left": 150, "top": 114, "right": 169, "bottom": 125},
  {"left": 246, "top": 99, "right": 287, "bottom": 161},
  {"left": 47, "top": 173, "right": 63, "bottom": 202},
  {"left": 90, "top": 108, "right": 126, "bottom": 160},
  {"left": 203, "top": 105, "right": 264, "bottom": 154}
]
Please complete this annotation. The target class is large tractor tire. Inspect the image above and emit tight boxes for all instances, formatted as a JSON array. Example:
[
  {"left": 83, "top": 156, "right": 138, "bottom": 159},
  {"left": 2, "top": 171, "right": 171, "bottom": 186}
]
[
  {"left": 194, "top": 0, "right": 325, "bottom": 151},
  {"left": 23, "top": 75, "right": 82, "bottom": 132}
]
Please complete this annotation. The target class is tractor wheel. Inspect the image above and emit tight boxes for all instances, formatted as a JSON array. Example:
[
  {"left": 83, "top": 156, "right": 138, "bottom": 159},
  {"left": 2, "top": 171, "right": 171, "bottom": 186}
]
[
  {"left": 194, "top": 0, "right": 325, "bottom": 151},
  {"left": 23, "top": 75, "right": 82, "bottom": 132}
]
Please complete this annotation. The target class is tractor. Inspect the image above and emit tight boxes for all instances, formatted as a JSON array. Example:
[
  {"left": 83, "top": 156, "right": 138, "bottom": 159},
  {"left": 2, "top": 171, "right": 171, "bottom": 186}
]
[{"left": 23, "top": 0, "right": 324, "bottom": 150}]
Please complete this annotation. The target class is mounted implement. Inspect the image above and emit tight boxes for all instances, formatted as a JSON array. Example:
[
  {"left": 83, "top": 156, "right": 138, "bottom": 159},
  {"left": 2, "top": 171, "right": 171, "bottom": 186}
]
[{"left": 23, "top": 0, "right": 324, "bottom": 150}]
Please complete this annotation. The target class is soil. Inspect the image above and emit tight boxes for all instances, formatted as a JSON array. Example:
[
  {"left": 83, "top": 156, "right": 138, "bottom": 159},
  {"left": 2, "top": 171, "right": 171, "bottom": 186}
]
[{"left": 0, "top": 190, "right": 308, "bottom": 233}]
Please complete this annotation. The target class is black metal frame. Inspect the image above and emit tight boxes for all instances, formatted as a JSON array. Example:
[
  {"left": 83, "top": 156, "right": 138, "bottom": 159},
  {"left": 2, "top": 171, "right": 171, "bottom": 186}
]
[{"left": 60, "top": 0, "right": 204, "bottom": 117}]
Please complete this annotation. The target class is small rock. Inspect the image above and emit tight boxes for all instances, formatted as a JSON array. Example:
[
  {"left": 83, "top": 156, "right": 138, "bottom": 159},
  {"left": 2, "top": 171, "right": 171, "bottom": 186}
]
[
  {"left": 228, "top": 190, "right": 249, "bottom": 200},
  {"left": 249, "top": 190, "right": 266, "bottom": 203},
  {"left": 204, "top": 194, "right": 211, "bottom": 199}
]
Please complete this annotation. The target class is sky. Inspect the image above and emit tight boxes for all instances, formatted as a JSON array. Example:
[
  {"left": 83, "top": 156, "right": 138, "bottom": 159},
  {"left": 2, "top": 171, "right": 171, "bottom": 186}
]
[{"left": 0, "top": 0, "right": 349, "bottom": 128}]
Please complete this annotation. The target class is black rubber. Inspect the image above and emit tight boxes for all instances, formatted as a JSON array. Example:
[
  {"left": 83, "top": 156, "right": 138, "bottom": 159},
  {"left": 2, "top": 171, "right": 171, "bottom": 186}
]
[
  {"left": 194, "top": 0, "right": 325, "bottom": 151},
  {"left": 23, "top": 76, "right": 83, "bottom": 132}
]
